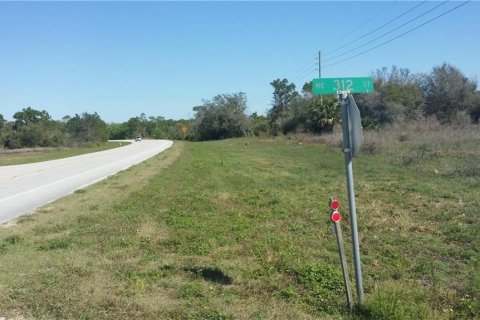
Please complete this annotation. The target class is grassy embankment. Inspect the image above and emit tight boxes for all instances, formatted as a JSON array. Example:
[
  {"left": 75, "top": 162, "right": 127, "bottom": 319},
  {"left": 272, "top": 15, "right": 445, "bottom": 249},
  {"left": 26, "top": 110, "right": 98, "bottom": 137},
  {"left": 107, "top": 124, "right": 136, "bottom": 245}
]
[
  {"left": 0, "top": 120, "right": 479, "bottom": 319},
  {"left": 0, "top": 141, "right": 129, "bottom": 166}
]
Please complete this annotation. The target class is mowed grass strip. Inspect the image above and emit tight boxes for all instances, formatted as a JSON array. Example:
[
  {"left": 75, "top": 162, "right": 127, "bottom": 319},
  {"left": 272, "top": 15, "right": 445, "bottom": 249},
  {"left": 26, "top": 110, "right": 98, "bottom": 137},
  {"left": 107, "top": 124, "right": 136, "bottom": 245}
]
[
  {"left": 0, "top": 141, "right": 130, "bottom": 166},
  {"left": 0, "top": 137, "right": 479, "bottom": 319}
]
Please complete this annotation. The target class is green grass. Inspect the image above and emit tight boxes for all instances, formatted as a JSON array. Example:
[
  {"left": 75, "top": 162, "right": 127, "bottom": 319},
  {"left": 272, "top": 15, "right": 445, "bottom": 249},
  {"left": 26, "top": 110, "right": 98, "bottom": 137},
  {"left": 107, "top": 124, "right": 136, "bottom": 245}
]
[
  {"left": 0, "top": 132, "right": 479, "bottom": 319},
  {"left": 0, "top": 141, "right": 130, "bottom": 166}
]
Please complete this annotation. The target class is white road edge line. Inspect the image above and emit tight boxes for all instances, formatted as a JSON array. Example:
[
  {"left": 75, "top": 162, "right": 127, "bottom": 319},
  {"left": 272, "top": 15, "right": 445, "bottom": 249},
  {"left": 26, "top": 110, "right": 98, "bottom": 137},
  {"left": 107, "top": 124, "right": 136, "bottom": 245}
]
[{"left": 0, "top": 142, "right": 172, "bottom": 204}]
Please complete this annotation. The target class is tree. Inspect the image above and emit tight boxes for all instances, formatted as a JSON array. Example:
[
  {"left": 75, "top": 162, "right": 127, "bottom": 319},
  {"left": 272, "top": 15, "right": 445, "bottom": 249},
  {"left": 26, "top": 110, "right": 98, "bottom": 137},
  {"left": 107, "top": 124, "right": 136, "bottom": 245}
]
[
  {"left": 268, "top": 79, "right": 299, "bottom": 135},
  {"left": 301, "top": 96, "right": 339, "bottom": 133},
  {"left": 0, "top": 114, "right": 5, "bottom": 148},
  {"left": 421, "top": 63, "right": 478, "bottom": 122},
  {"left": 248, "top": 112, "right": 269, "bottom": 136},
  {"left": 13, "top": 107, "right": 51, "bottom": 128},
  {"left": 8, "top": 108, "right": 65, "bottom": 148},
  {"left": 150, "top": 117, "right": 191, "bottom": 140},
  {"left": 302, "top": 81, "right": 313, "bottom": 96},
  {"left": 281, "top": 95, "right": 340, "bottom": 134},
  {"left": 125, "top": 113, "right": 152, "bottom": 138},
  {"left": 468, "top": 91, "right": 480, "bottom": 123},
  {"left": 356, "top": 66, "right": 424, "bottom": 126},
  {"left": 193, "top": 93, "right": 248, "bottom": 141},
  {"left": 2, "top": 123, "right": 21, "bottom": 149},
  {"left": 66, "top": 112, "right": 108, "bottom": 144},
  {"left": 0, "top": 114, "right": 5, "bottom": 131},
  {"left": 108, "top": 115, "right": 193, "bottom": 141},
  {"left": 108, "top": 122, "right": 129, "bottom": 139}
]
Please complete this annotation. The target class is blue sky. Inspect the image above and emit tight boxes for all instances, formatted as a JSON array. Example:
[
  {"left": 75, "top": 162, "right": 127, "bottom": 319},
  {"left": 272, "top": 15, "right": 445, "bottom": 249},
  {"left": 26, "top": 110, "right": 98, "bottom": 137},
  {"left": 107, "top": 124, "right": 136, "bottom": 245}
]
[{"left": 1, "top": 1, "right": 478, "bottom": 123}]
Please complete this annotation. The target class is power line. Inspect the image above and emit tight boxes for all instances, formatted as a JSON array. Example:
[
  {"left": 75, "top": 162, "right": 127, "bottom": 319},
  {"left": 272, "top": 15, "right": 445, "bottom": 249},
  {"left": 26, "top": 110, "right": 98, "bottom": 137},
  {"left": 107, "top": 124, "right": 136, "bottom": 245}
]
[
  {"left": 323, "top": 0, "right": 471, "bottom": 69},
  {"left": 248, "top": 1, "right": 397, "bottom": 106},
  {"left": 289, "top": 61, "right": 317, "bottom": 82},
  {"left": 292, "top": 63, "right": 316, "bottom": 81},
  {"left": 247, "top": 57, "right": 318, "bottom": 108},
  {"left": 322, "top": 1, "right": 399, "bottom": 53},
  {"left": 323, "top": 0, "right": 428, "bottom": 56},
  {"left": 248, "top": 1, "right": 470, "bottom": 112},
  {"left": 323, "top": 0, "right": 449, "bottom": 63}
]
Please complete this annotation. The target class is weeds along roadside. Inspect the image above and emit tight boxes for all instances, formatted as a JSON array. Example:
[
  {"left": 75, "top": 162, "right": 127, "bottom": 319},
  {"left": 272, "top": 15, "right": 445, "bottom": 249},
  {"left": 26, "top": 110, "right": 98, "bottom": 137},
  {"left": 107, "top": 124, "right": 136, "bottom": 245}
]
[
  {"left": 291, "top": 118, "right": 480, "bottom": 319},
  {"left": 315, "top": 117, "right": 480, "bottom": 178}
]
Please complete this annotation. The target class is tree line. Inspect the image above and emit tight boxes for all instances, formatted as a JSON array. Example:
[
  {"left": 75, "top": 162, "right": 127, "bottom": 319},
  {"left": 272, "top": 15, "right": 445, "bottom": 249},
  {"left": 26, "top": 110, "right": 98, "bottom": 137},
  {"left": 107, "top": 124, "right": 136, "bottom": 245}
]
[
  {"left": 0, "top": 108, "right": 109, "bottom": 149},
  {"left": 266, "top": 63, "right": 480, "bottom": 136},
  {"left": 187, "top": 62, "right": 480, "bottom": 140},
  {"left": 1, "top": 63, "right": 479, "bottom": 149}
]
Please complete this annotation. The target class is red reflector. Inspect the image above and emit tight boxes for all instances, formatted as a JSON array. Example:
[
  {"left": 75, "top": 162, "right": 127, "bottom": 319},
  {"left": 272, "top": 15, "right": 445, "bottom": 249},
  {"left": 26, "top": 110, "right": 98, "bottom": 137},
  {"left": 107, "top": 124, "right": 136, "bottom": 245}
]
[
  {"left": 330, "top": 199, "right": 340, "bottom": 210},
  {"left": 331, "top": 211, "right": 342, "bottom": 223}
]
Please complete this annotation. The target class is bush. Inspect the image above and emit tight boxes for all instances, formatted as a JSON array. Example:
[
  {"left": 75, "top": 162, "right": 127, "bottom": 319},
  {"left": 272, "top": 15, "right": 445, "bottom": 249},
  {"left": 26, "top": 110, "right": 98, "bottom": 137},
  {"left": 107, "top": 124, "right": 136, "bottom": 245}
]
[{"left": 193, "top": 93, "right": 248, "bottom": 141}]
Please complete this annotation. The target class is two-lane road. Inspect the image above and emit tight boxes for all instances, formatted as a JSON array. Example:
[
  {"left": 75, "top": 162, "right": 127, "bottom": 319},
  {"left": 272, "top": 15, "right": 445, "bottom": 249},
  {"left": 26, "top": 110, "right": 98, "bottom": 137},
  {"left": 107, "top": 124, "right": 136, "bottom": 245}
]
[{"left": 0, "top": 140, "right": 172, "bottom": 225}]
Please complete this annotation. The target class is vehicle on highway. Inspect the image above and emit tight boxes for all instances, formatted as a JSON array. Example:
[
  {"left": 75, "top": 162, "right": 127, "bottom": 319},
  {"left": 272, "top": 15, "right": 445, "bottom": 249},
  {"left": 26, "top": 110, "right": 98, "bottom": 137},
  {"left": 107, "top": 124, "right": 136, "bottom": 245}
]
[{"left": 135, "top": 137, "right": 142, "bottom": 142}]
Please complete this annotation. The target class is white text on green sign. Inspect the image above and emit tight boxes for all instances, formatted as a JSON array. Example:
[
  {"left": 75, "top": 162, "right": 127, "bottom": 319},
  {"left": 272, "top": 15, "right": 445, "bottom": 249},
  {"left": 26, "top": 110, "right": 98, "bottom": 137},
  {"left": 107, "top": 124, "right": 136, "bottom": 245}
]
[{"left": 312, "top": 77, "right": 374, "bottom": 94}]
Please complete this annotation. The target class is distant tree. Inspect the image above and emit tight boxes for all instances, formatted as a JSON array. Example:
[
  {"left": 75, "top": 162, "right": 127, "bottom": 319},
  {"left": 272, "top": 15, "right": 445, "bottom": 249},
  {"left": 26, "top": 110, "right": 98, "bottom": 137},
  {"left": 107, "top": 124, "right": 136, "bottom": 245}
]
[
  {"left": 421, "top": 63, "right": 478, "bottom": 123},
  {"left": 268, "top": 78, "right": 298, "bottom": 135},
  {"left": 66, "top": 112, "right": 108, "bottom": 143},
  {"left": 468, "top": 91, "right": 480, "bottom": 123},
  {"left": 126, "top": 113, "right": 151, "bottom": 138},
  {"left": 303, "top": 96, "right": 339, "bottom": 133},
  {"left": 151, "top": 117, "right": 191, "bottom": 140},
  {"left": 2, "top": 123, "right": 21, "bottom": 149},
  {"left": 302, "top": 81, "right": 313, "bottom": 96},
  {"left": 193, "top": 93, "right": 248, "bottom": 141},
  {"left": 7, "top": 108, "right": 65, "bottom": 148},
  {"left": 282, "top": 95, "right": 339, "bottom": 134},
  {"left": 13, "top": 107, "right": 51, "bottom": 128},
  {"left": 356, "top": 66, "right": 424, "bottom": 126},
  {"left": 108, "top": 115, "right": 192, "bottom": 141},
  {"left": 108, "top": 122, "right": 129, "bottom": 139},
  {"left": 248, "top": 112, "right": 269, "bottom": 136},
  {"left": 0, "top": 114, "right": 5, "bottom": 148},
  {"left": 0, "top": 114, "right": 5, "bottom": 131},
  {"left": 22, "top": 120, "right": 65, "bottom": 147}
]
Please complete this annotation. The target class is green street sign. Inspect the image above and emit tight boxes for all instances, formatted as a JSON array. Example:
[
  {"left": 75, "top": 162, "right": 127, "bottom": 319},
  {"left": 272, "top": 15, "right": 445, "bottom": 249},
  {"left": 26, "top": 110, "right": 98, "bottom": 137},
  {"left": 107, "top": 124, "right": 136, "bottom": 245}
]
[{"left": 312, "top": 77, "right": 374, "bottom": 95}]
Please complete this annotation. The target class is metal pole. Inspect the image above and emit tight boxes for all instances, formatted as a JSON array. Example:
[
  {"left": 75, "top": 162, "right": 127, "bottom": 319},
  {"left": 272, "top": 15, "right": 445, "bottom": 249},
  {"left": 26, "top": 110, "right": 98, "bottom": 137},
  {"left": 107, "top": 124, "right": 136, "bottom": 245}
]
[
  {"left": 318, "top": 51, "right": 321, "bottom": 78},
  {"left": 333, "top": 221, "right": 354, "bottom": 310},
  {"left": 319, "top": 51, "right": 323, "bottom": 104},
  {"left": 339, "top": 92, "right": 364, "bottom": 304}
]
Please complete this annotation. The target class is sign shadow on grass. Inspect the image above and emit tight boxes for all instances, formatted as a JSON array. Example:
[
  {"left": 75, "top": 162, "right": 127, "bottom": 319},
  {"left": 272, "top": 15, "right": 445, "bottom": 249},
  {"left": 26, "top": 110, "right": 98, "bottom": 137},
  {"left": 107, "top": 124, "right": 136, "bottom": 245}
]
[{"left": 183, "top": 266, "right": 233, "bottom": 285}]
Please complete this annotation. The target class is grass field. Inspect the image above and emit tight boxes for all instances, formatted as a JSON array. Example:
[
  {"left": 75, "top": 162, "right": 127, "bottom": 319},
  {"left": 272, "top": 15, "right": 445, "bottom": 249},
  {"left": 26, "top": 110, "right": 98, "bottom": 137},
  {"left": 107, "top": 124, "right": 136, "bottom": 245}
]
[
  {"left": 0, "top": 141, "right": 130, "bottom": 166},
  {"left": 0, "top": 124, "right": 479, "bottom": 319}
]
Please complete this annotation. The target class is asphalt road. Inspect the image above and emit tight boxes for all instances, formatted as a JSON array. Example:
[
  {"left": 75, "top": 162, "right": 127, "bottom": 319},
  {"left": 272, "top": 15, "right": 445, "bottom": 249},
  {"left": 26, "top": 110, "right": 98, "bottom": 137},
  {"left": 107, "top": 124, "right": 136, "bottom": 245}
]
[{"left": 0, "top": 139, "right": 173, "bottom": 225}]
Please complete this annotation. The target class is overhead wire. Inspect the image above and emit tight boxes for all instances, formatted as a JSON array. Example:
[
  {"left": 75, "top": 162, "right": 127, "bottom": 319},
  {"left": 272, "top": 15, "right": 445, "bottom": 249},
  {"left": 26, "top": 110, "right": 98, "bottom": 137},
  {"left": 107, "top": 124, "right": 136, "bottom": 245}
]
[
  {"left": 323, "top": 0, "right": 449, "bottom": 63},
  {"left": 247, "top": 56, "right": 318, "bottom": 108},
  {"left": 323, "top": 0, "right": 471, "bottom": 69},
  {"left": 322, "top": 0, "right": 399, "bottom": 53},
  {"left": 248, "top": 2, "right": 401, "bottom": 106},
  {"left": 289, "top": 61, "right": 318, "bottom": 82},
  {"left": 323, "top": 0, "right": 428, "bottom": 56},
  {"left": 249, "top": 0, "right": 471, "bottom": 110}
]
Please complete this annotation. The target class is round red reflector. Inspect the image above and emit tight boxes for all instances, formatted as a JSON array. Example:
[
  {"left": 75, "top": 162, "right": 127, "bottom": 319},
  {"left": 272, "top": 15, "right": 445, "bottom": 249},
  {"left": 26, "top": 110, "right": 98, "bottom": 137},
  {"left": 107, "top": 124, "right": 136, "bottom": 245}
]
[
  {"left": 331, "top": 211, "right": 341, "bottom": 223},
  {"left": 330, "top": 199, "right": 340, "bottom": 210}
]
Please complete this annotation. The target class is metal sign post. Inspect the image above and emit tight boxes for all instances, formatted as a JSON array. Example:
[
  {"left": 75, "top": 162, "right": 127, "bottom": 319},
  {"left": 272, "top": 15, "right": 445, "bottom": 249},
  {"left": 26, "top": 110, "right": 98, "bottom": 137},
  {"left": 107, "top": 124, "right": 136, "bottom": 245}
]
[
  {"left": 311, "top": 75, "right": 372, "bottom": 305},
  {"left": 329, "top": 198, "right": 353, "bottom": 310},
  {"left": 338, "top": 91, "right": 364, "bottom": 304}
]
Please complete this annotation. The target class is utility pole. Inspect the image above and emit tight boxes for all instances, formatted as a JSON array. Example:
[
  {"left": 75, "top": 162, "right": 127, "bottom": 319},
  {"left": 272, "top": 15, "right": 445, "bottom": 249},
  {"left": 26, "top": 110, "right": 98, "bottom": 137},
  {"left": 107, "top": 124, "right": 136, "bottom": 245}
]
[
  {"left": 318, "top": 51, "right": 321, "bottom": 78},
  {"left": 318, "top": 50, "right": 323, "bottom": 104}
]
